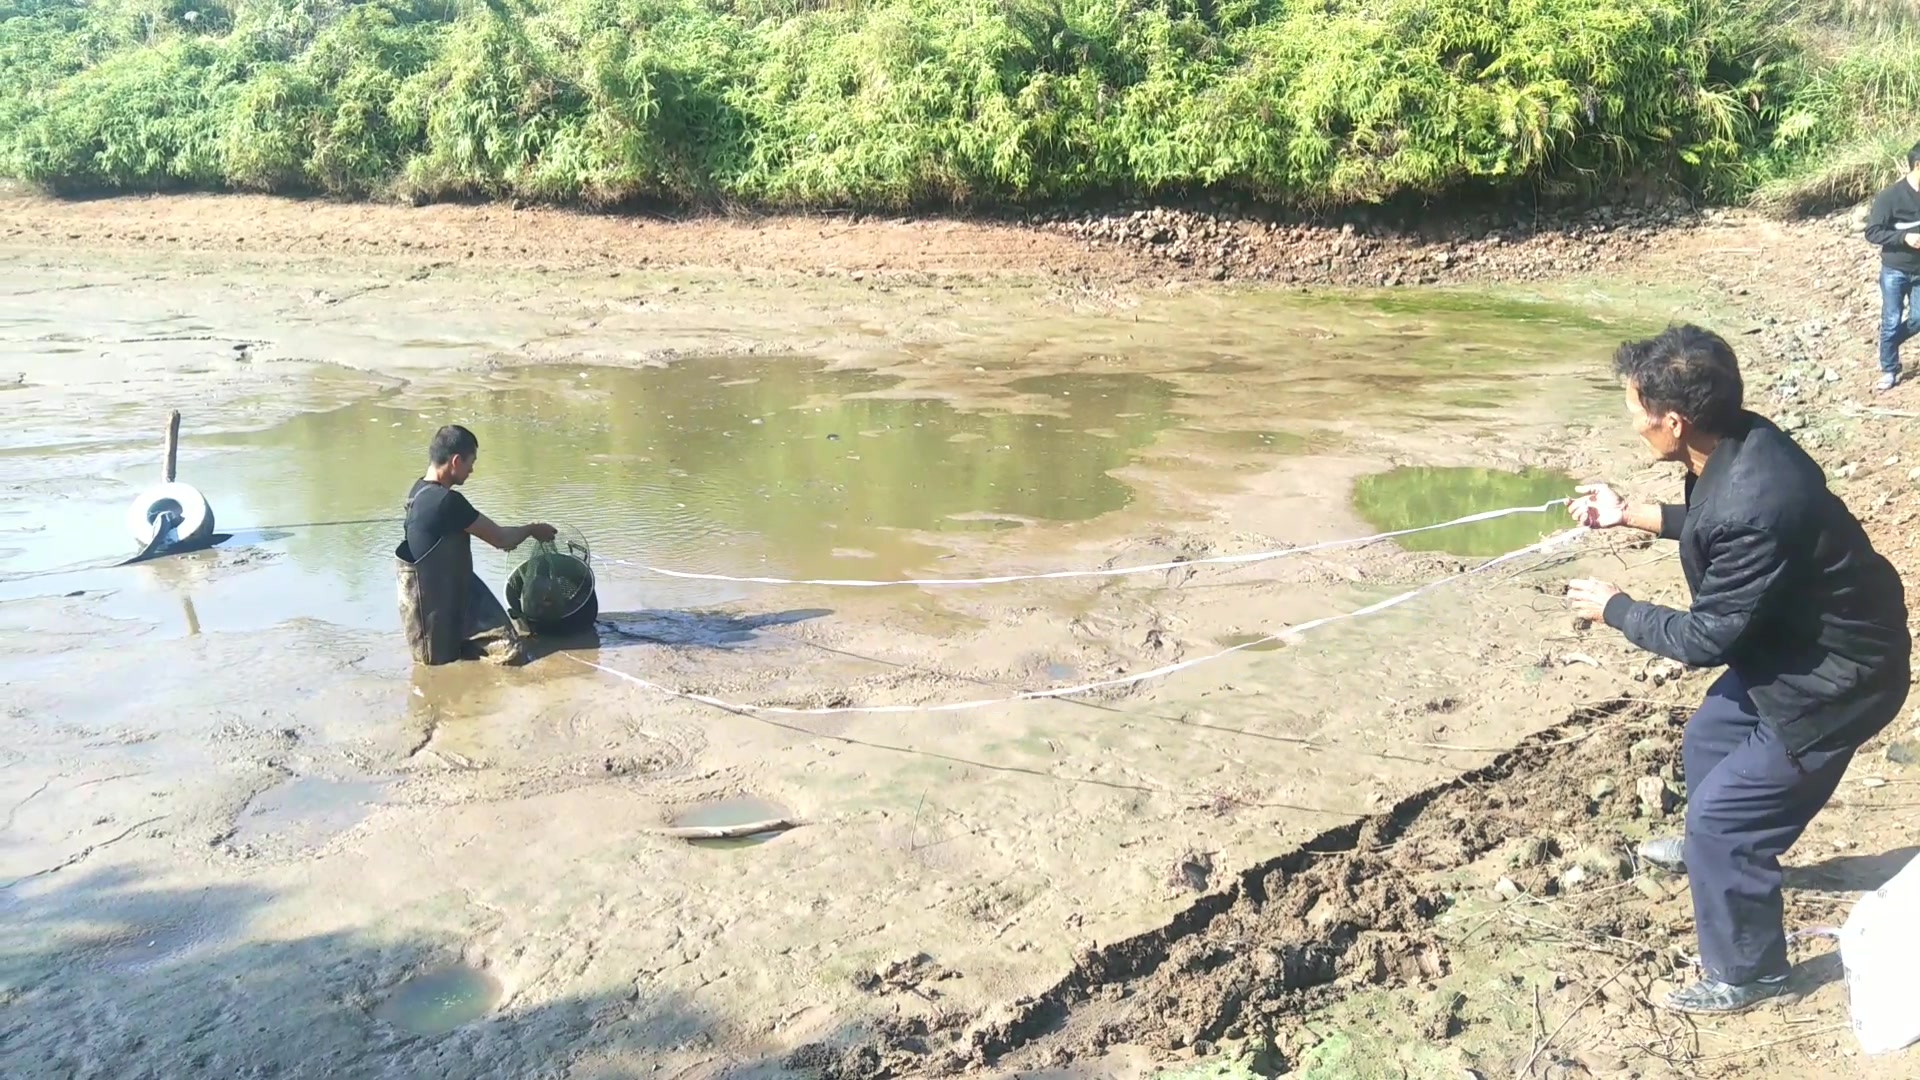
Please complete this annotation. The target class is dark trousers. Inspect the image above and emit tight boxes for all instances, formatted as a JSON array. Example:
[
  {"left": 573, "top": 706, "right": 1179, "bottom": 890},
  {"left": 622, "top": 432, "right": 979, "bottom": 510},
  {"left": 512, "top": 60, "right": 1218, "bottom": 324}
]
[{"left": 1681, "top": 671, "right": 1856, "bottom": 985}]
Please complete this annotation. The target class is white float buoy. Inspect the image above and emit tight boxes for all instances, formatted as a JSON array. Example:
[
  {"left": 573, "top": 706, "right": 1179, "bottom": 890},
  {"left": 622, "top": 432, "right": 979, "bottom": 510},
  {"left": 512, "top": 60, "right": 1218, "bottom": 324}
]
[
  {"left": 126, "top": 480, "right": 215, "bottom": 549},
  {"left": 125, "top": 409, "right": 216, "bottom": 555}
]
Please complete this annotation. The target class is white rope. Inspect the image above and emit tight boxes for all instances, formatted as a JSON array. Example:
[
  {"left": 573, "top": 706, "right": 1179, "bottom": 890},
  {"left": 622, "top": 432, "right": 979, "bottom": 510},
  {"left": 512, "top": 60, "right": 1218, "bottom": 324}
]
[
  {"left": 601, "top": 499, "right": 1571, "bottom": 588},
  {"left": 567, "top": 527, "right": 1588, "bottom": 716}
]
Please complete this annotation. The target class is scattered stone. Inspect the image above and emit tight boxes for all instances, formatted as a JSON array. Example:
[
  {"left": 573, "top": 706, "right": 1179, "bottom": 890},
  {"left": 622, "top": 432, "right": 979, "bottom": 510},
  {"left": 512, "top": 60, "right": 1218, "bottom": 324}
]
[
  {"left": 1495, "top": 877, "right": 1523, "bottom": 902},
  {"left": 1510, "top": 835, "right": 1560, "bottom": 868},
  {"left": 1558, "top": 864, "right": 1591, "bottom": 890},
  {"left": 1580, "top": 1052, "right": 1629, "bottom": 1075},
  {"left": 1569, "top": 845, "right": 1633, "bottom": 881},
  {"left": 1588, "top": 776, "right": 1618, "bottom": 801},
  {"left": 1633, "top": 875, "right": 1670, "bottom": 902},
  {"left": 1887, "top": 741, "right": 1920, "bottom": 765},
  {"left": 1636, "top": 775, "right": 1677, "bottom": 818},
  {"left": 1422, "top": 988, "right": 1466, "bottom": 1040},
  {"left": 1167, "top": 850, "right": 1214, "bottom": 892},
  {"left": 1627, "top": 736, "right": 1673, "bottom": 764}
]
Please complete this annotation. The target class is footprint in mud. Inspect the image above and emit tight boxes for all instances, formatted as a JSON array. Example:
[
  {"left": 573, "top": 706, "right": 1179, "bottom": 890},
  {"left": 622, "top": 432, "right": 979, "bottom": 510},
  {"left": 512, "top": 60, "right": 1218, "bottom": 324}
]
[
  {"left": 372, "top": 964, "right": 503, "bottom": 1036},
  {"left": 67, "top": 910, "right": 231, "bottom": 975}
]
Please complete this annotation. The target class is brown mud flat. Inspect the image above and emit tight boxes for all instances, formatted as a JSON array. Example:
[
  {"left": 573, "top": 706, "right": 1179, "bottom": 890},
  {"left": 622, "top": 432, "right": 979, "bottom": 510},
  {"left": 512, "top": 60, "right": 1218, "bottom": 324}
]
[
  {"left": 801, "top": 696, "right": 1666, "bottom": 1076},
  {"left": 805, "top": 688, "right": 1920, "bottom": 1080}
]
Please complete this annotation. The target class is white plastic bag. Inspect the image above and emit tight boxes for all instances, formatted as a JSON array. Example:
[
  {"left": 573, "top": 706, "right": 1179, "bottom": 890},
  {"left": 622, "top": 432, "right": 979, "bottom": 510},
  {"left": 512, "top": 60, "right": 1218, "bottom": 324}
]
[{"left": 1801, "top": 851, "right": 1920, "bottom": 1055}]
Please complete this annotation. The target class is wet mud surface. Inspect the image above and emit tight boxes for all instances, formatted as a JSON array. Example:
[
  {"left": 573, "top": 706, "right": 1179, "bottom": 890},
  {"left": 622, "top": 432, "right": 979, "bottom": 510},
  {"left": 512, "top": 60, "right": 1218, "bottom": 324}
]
[{"left": 1, "top": 194, "right": 1909, "bottom": 1080}]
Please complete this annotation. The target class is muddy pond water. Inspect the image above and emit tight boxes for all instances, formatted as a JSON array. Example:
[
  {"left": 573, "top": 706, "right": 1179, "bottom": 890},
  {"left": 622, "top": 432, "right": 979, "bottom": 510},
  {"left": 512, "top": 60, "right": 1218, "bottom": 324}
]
[{"left": 1, "top": 290, "right": 1621, "bottom": 640}]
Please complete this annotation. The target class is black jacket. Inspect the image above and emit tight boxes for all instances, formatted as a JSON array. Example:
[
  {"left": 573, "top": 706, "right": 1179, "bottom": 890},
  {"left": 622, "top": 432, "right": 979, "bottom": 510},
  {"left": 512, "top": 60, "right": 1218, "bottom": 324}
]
[
  {"left": 1864, "top": 178, "right": 1920, "bottom": 274},
  {"left": 1603, "top": 412, "right": 1911, "bottom": 755}
]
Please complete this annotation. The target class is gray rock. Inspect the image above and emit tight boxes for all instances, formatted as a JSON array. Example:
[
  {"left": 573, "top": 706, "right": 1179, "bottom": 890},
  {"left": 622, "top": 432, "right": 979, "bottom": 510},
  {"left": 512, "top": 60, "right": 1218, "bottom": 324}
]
[{"left": 1637, "top": 775, "right": 1677, "bottom": 818}]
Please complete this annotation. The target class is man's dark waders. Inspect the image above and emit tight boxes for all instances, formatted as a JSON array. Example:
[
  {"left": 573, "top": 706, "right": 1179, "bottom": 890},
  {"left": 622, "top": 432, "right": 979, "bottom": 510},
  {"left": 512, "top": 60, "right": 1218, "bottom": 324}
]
[{"left": 394, "top": 525, "right": 524, "bottom": 666}]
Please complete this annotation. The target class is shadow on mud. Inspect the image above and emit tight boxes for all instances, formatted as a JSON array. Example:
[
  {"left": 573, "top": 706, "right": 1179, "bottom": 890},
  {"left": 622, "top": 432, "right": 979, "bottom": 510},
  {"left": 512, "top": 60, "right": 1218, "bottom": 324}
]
[
  {"left": 522, "top": 606, "right": 834, "bottom": 660},
  {"left": 1785, "top": 845, "right": 1920, "bottom": 894},
  {"left": 0, "top": 864, "right": 828, "bottom": 1078}
]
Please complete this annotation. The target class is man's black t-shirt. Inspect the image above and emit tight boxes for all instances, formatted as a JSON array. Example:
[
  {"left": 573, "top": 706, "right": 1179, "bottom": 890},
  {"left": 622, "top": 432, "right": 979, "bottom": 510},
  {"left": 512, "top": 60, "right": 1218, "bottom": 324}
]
[{"left": 405, "top": 479, "right": 480, "bottom": 559}]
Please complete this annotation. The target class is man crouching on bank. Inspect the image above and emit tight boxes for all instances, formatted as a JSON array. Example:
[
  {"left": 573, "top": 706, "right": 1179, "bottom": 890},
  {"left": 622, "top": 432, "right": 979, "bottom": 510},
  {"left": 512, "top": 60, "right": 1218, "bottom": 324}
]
[
  {"left": 1566, "top": 324, "right": 1911, "bottom": 1014},
  {"left": 394, "top": 424, "right": 556, "bottom": 665}
]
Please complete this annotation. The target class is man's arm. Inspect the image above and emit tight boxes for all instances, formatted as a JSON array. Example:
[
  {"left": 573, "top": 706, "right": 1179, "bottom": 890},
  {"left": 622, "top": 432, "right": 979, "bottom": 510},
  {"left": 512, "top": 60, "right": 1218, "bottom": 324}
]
[
  {"left": 1865, "top": 188, "right": 1907, "bottom": 250},
  {"left": 1617, "top": 502, "right": 1685, "bottom": 540},
  {"left": 1601, "top": 523, "right": 1789, "bottom": 667},
  {"left": 467, "top": 514, "right": 553, "bottom": 552}
]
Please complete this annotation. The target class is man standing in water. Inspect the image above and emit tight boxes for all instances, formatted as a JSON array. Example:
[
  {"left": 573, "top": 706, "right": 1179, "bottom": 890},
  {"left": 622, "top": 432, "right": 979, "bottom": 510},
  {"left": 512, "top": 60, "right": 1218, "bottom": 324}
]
[
  {"left": 394, "top": 424, "right": 556, "bottom": 665},
  {"left": 1864, "top": 140, "right": 1920, "bottom": 392},
  {"left": 1565, "top": 324, "right": 1910, "bottom": 1014}
]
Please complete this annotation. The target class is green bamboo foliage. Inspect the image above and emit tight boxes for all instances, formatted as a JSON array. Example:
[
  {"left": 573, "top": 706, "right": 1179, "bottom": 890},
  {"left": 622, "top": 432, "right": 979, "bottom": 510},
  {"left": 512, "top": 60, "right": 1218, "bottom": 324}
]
[{"left": 0, "top": 0, "right": 1910, "bottom": 209}]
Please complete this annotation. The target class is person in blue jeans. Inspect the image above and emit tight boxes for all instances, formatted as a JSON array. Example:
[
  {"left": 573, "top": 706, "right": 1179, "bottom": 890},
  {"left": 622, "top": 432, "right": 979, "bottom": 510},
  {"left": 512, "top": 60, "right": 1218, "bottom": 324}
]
[{"left": 1864, "top": 140, "right": 1920, "bottom": 392}]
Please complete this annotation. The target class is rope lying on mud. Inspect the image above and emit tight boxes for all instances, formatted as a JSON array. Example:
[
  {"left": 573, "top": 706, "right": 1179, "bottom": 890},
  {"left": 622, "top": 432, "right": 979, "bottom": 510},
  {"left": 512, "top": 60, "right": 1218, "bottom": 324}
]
[
  {"left": 600, "top": 499, "right": 1571, "bottom": 588},
  {"left": 568, "top": 525, "right": 1589, "bottom": 716}
]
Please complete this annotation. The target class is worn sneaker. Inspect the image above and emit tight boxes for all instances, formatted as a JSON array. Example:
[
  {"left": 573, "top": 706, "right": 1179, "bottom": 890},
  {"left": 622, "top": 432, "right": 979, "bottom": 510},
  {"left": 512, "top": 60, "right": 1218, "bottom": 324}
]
[
  {"left": 1637, "top": 836, "right": 1686, "bottom": 873},
  {"left": 1877, "top": 368, "right": 1901, "bottom": 393},
  {"left": 1661, "top": 975, "right": 1788, "bottom": 1015}
]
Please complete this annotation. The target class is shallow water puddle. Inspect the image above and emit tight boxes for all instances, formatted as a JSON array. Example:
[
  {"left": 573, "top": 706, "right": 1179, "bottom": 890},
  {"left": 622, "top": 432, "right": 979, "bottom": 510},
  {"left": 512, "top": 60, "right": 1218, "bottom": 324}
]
[
  {"left": 230, "top": 776, "right": 390, "bottom": 854},
  {"left": 669, "top": 795, "right": 793, "bottom": 850},
  {"left": 1350, "top": 466, "right": 1573, "bottom": 557},
  {"left": 372, "top": 964, "right": 503, "bottom": 1036},
  {"left": 1215, "top": 632, "right": 1285, "bottom": 653}
]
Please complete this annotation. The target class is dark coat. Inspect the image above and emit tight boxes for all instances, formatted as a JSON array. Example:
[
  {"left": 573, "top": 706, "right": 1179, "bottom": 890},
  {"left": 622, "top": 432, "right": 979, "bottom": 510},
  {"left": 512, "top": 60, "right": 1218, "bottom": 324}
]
[{"left": 1603, "top": 412, "right": 1911, "bottom": 754}]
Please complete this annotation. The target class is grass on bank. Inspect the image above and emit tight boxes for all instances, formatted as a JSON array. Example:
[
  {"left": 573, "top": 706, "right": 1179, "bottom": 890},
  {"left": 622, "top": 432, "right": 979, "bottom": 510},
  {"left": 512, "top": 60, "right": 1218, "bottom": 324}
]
[{"left": 0, "top": 0, "right": 1914, "bottom": 213}]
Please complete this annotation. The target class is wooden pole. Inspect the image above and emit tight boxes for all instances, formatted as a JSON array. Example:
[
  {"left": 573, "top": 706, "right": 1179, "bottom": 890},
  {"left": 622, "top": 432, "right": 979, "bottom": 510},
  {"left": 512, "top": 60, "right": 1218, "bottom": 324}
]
[
  {"left": 163, "top": 410, "right": 181, "bottom": 483},
  {"left": 655, "top": 819, "right": 798, "bottom": 840}
]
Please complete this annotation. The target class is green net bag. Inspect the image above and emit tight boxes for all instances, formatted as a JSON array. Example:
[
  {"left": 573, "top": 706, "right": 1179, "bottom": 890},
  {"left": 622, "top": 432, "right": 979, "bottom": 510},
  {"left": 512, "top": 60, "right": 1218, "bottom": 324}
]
[{"left": 506, "top": 528, "right": 596, "bottom": 629}]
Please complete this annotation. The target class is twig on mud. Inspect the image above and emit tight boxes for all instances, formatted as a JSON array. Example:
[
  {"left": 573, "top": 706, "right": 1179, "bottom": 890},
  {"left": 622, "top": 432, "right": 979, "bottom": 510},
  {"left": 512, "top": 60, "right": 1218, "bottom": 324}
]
[
  {"left": 1504, "top": 911, "right": 1654, "bottom": 957},
  {"left": 1447, "top": 906, "right": 1511, "bottom": 944},
  {"left": 1516, "top": 956, "right": 1636, "bottom": 1078},
  {"left": 2, "top": 777, "right": 54, "bottom": 832},
  {"left": 1416, "top": 727, "right": 1601, "bottom": 754},
  {"left": 655, "top": 818, "right": 799, "bottom": 840},
  {"left": 1690, "top": 1024, "right": 1848, "bottom": 1062}
]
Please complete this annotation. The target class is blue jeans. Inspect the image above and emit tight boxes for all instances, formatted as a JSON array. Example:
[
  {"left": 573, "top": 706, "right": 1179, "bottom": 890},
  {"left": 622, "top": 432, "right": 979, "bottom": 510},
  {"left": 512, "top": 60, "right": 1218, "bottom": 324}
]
[{"left": 1882, "top": 267, "right": 1920, "bottom": 374}]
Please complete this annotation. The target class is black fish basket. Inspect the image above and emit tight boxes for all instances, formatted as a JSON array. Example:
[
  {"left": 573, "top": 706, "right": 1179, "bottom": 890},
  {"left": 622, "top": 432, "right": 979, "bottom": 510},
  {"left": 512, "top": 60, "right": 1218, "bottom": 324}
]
[{"left": 506, "top": 528, "right": 599, "bottom": 636}]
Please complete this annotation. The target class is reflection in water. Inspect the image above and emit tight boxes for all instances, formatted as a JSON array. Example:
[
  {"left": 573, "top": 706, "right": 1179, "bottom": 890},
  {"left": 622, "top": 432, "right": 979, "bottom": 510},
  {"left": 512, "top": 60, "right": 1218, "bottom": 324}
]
[
  {"left": 1350, "top": 466, "right": 1573, "bottom": 557},
  {"left": 177, "top": 360, "right": 1183, "bottom": 618},
  {"left": 0, "top": 360, "right": 1186, "bottom": 634},
  {"left": 372, "top": 965, "right": 503, "bottom": 1036}
]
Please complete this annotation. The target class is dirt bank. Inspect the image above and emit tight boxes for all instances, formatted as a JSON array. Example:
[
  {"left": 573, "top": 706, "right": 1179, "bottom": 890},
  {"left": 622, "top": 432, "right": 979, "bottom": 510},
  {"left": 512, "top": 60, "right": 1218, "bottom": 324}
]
[
  {"left": 0, "top": 187, "right": 1795, "bottom": 291},
  {"left": 0, "top": 191, "right": 1914, "bottom": 1080},
  {"left": 767, "top": 210, "right": 1920, "bottom": 1078}
]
